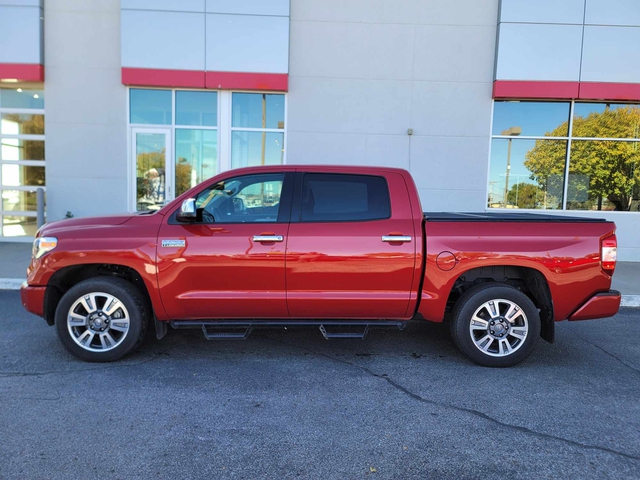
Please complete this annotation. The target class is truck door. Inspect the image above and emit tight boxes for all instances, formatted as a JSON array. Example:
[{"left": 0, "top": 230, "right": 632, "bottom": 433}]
[
  {"left": 285, "top": 172, "right": 416, "bottom": 319},
  {"left": 157, "top": 172, "right": 293, "bottom": 319}
]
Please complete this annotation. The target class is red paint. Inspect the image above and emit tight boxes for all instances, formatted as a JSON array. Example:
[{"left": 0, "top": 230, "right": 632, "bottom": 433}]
[
  {"left": 121, "top": 67, "right": 288, "bottom": 91},
  {"left": 21, "top": 166, "right": 620, "bottom": 328},
  {"left": 579, "top": 82, "right": 640, "bottom": 101},
  {"left": 569, "top": 292, "right": 621, "bottom": 321},
  {"left": 0, "top": 63, "right": 44, "bottom": 82},
  {"left": 205, "top": 71, "right": 288, "bottom": 91},
  {"left": 494, "top": 79, "right": 640, "bottom": 102},
  {"left": 20, "top": 284, "right": 45, "bottom": 317},
  {"left": 493, "top": 80, "right": 579, "bottom": 99},
  {"left": 122, "top": 67, "right": 206, "bottom": 88}
]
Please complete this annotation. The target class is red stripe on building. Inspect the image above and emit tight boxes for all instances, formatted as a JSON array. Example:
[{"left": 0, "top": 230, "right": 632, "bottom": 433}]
[
  {"left": 578, "top": 82, "right": 640, "bottom": 102},
  {"left": 205, "top": 71, "right": 288, "bottom": 91},
  {"left": 121, "top": 68, "right": 288, "bottom": 91},
  {"left": 0, "top": 63, "right": 44, "bottom": 82},
  {"left": 122, "top": 68, "right": 206, "bottom": 88},
  {"left": 493, "top": 80, "right": 579, "bottom": 99}
]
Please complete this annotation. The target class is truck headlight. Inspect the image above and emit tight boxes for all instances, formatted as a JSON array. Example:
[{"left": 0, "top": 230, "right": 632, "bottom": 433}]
[{"left": 33, "top": 237, "right": 58, "bottom": 259}]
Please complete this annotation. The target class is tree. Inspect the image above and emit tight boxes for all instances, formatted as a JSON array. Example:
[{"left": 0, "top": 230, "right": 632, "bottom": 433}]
[
  {"left": 506, "top": 182, "right": 541, "bottom": 209},
  {"left": 524, "top": 106, "right": 640, "bottom": 211}
]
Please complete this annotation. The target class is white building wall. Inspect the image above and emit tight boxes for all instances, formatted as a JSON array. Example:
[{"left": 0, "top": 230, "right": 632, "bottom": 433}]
[
  {"left": 45, "top": 0, "right": 128, "bottom": 220},
  {"left": 286, "top": 0, "right": 500, "bottom": 212}
]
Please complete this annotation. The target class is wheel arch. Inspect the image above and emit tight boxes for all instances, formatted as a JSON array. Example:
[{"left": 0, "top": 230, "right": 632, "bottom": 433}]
[
  {"left": 44, "top": 264, "right": 154, "bottom": 326},
  {"left": 445, "top": 265, "right": 555, "bottom": 343}
]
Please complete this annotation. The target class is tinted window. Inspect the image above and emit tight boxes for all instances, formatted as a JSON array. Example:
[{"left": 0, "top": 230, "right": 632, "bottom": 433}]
[{"left": 300, "top": 174, "right": 391, "bottom": 222}]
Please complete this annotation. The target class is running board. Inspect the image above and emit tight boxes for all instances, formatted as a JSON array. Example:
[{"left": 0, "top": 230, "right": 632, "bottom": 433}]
[
  {"left": 201, "top": 325, "right": 253, "bottom": 341},
  {"left": 319, "top": 324, "right": 369, "bottom": 340}
]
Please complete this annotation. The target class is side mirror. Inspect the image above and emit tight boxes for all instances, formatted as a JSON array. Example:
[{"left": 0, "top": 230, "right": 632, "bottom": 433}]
[{"left": 176, "top": 198, "right": 197, "bottom": 223}]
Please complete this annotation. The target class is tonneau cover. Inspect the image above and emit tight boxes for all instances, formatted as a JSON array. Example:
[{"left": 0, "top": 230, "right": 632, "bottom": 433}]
[{"left": 423, "top": 212, "right": 608, "bottom": 223}]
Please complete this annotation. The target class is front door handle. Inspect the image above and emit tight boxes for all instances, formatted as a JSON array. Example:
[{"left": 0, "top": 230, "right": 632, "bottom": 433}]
[
  {"left": 253, "top": 235, "right": 284, "bottom": 243},
  {"left": 382, "top": 235, "right": 412, "bottom": 243}
]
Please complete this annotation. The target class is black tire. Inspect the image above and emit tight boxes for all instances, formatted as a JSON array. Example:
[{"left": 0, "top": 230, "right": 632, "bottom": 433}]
[
  {"left": 55, "top": 277, "right": 149, "bottom": 362},
  {"left": 450, "top": 283, "right": 540, "bottom": 367}
]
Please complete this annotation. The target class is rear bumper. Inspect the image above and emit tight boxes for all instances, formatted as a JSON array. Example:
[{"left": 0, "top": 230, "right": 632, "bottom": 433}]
[
  {"left": 569, "top": 290, "right": 621, "bottom": 321},
  {"left": 20, "top": 282, "right": 46, "bottom": 318}
]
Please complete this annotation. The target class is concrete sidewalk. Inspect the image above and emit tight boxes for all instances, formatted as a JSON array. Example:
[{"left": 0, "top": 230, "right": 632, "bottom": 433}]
[{"left": 0, "top": 242, "right": 638, "bottom": 305}]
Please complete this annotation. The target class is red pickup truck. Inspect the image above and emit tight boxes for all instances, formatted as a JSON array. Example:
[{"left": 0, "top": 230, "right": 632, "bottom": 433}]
[{"left": 21, "top": 166, "right": 621, "bottom": 367}]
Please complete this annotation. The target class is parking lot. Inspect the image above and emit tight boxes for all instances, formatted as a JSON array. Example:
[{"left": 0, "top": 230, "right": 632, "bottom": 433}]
[{"left": 0, "top": 290, "right": 639, "bottom": 479}]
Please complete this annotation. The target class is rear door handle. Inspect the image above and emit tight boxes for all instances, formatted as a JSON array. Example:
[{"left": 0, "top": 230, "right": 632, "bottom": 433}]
[
  {"left": 253, "top": 235, "right": 284, "bottom": 243},
  {"left": 382, "top": 235, "right": 412, "bottom": 243}
]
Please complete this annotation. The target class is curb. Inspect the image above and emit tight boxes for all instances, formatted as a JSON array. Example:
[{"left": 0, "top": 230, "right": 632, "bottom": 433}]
[{"left": 1, "top": 278, "right": 639, "bottom": 307}]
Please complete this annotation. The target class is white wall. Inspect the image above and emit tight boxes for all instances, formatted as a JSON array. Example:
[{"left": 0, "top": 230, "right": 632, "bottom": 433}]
[
  {"left": 45, "top": 0, "right": 128, "bottom": 220},
  {"left": 286, "top": 0, "right": 500, "bottom": 212}
]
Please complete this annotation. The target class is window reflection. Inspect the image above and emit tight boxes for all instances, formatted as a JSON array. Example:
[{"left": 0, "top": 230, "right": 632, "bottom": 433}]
[
  {"left": 176, "top": 91, "right": 217, "bottom": 127},
  {"left": 175, "top": 129, "right": 218, "bottom": 196},
  {"left": 2, "top": 190, "right": 41, "bottom": 212},
  {"left": 1, "top": 139, "right": 45, "bottom": 161},
  {"left": 2, "top": 164, "right": 45, "bottom": 187},
  {"left": 573, "top": 104, "right": 640, "bottom": 139},
  {"left": 567, "top": 140, "right": 640, "bottom": 211},
  {"left": 492, "top": 101, "right": 570, "bottom": 137},
  {"left": 231, "top": 132, "right": 284, "bottom": 169},
  {"left": 2, "top": 215, "right": 38, "bottom": 236},
  {"left": 488, "top": 139, "right": 567, "bottom": 209},
  {"left": 232, "top": 93, "right": 285, "bottom": 129},
  {"left": 130, "top": 89, "right": 171, "bottom": 125}
]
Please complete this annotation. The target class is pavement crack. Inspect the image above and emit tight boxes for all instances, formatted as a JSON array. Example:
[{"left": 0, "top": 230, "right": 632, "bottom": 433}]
[
  {"left": 575, "top": 333, "right": 640, "bottom": 375},
  {"left": 264, "top": 335, "right": 640, "bottom": 464}
]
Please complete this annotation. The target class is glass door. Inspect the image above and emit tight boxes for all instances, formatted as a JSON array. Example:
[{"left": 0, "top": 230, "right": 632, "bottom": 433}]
[{"left": 131, "top": 128, "right": 172, "bottom": 212}]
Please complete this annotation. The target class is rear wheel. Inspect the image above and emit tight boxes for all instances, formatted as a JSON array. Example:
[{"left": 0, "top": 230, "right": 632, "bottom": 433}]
[
  {"left": 55, "top": 277, "right": 148, "bottom": 362},
  {"left": 451, "top": 283, "right": 540, "bottom": 367}
]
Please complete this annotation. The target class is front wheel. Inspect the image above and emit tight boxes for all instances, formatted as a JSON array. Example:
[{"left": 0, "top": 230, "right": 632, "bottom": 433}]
[
  {"left": 55, "top": 277, "right": 149, "bottom": 362},
  {"left": 450, "top": 284, "right": 540, "bottom": 367}
]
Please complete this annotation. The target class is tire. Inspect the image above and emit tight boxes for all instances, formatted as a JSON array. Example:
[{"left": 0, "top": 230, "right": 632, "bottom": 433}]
[
  {"left": 450, "top": 283, "right": 540, "bottom": 367},
  {"left": 54, "top": 277, "right": 149, "bottom": 362}
]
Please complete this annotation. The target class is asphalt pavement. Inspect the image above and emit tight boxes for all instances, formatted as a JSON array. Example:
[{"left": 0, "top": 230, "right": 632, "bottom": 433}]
[{"left": 0, "top": 291, "right": 639, "bottom": 479}]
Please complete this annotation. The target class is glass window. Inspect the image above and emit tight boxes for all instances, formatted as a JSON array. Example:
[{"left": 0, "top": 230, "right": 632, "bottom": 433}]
[
  {"left": 176, "top": 91, "right": 218, "bottom": 126},
  {"left": 195, "top": 174, "right": 284, "bottom": 224},
  {"left": 175, "top": 129, "right": 218, "bottom": 196},
  {"left": 130, "top": 89, "right": 172, "bottom": 125},
  {"left": 492, "top": 101, "right": 570, "bottom": 137},
  {"left": 2, "top": 215, "right": 38, "bottom": 237},
  {"left": 1, "top": 139, "right": 45, "bottom": 161},
  {"left": 2, "top": 164, "right": 45, "bottom": 186},
  {"left": 231, "top": 131, "right": 284, "bottom": 169},
  {"left": 0, "top": 88, "right": 44, "bottom": 109},
  {"left": 573, "top": 103, "right": 640, "bottom": 139},
  {"left": 488, "top": 139, "right": 567, "bottom": 210},
  {"left": 232, "top": 93, "right": 285, "bottom": 129},
  {"left": 1, "top": 114, "right": 45, "bottom": 135},
  {"left": 567, "top": 140, "right": 640, "bottom": 212},
  {"left": 2, "top": 190, "right": 41, "bottom": 212},
  {"left": 300, "top": 174, "right": 391, "bottom": 222}
]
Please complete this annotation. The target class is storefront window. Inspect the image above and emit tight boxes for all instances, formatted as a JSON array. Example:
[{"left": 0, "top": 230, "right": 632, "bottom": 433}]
[
  {"left": 130, "top": 89, "right": 172, "bottom": 125},
  {"left": 0, "top": 87, "right": 45, "bottom": 238},
  {"left": 489, "top": 101, "right": 640, "bottom": 212}
]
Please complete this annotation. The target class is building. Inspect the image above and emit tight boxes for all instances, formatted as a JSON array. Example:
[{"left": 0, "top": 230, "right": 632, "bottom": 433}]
[{"left": 1, "top": 0, "right": 639, "bottom": 260}]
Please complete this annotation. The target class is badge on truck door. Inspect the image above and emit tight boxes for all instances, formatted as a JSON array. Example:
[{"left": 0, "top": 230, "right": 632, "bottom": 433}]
[{"left": 161, "top": 240, "right": 186, "bottom": 248}]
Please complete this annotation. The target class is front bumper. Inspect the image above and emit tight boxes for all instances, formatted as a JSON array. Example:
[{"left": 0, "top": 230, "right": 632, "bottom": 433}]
[
  {"left": 20, "top": 282, "right": 46, "bottom": 318},
  {"left": 569, "top": 290, "right": 621, "bottom": 321}
]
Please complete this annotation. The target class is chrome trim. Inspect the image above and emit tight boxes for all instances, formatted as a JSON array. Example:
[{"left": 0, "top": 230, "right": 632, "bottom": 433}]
[
  {"left": 381, "top": 235, "right": 412, "bottom": 243},
  {"left": 253, "top": 235, "right": 284, "bottom": 242}
]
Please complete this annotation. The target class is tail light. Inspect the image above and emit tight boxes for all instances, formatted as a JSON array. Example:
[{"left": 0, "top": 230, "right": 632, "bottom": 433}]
[{"left": 601, "top": 234, "right": 617, "bottom": 276}]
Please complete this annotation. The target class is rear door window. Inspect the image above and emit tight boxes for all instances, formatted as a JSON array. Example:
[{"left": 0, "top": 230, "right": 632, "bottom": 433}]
[{"left": 299, "top": 173, "right": 391, "bottom": 222}]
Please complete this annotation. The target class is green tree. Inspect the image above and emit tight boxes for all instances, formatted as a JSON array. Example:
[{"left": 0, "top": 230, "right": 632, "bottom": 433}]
[
  {"left": 524, "top": 106, "right": 640, "bottom": 211},
  {"left": 506, "top": 182, "right": 541, "bottom": 209}
]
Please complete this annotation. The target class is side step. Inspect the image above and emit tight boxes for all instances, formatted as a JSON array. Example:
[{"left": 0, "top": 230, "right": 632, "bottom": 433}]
[
  {"left": 201, "top": 325, "right": 253, "bottom": 340},
  {"left": 319, "top": 324, "right": 369, "bottom": 340}
]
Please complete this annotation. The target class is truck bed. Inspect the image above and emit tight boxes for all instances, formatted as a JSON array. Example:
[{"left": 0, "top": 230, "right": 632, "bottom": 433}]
[{"left": 423, "top": 212, "right": 608, "bottom": 223}]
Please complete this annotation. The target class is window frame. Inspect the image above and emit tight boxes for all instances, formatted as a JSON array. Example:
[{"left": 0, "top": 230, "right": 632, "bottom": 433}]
[
  {"left": 127, "top": 87, "right": 287, "bottom": 212},
  {"left": 487, "top": 100, "right": 640, "bottom": 214},
  {"left": 291, "top": 172, "right": 392, "bottom": 223}
]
